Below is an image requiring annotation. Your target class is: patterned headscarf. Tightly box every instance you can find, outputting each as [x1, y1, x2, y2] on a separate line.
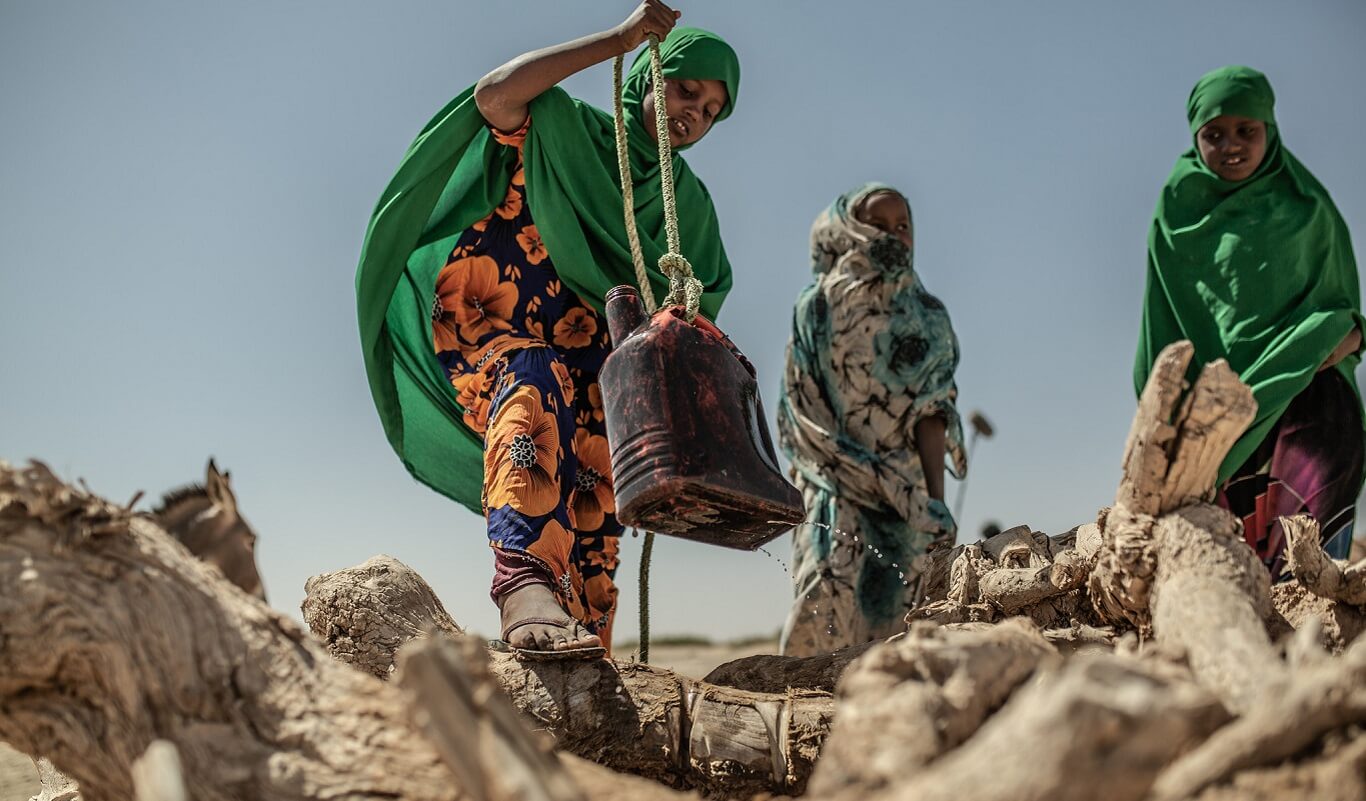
[779, 183, 966, 522]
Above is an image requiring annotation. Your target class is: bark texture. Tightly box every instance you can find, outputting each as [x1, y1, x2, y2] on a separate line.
[0, 461, 457, 801]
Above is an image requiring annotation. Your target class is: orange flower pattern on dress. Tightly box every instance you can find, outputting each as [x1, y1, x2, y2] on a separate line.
[495, 186, 523, 220]
[431, 117, 621, 646]
[454, 370, 494, 433]
[436, 254, 518, 344]
[484, 387, 561, 517]
[517, 225, 547, 265]
[587, 383, 605, 422]
[550, 359, 575, 406]
[553, 307, 597, 349]
[569, 430, 615, 532]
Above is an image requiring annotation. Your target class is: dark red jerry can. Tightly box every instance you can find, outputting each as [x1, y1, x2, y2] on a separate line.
[599, 285, 805, 550]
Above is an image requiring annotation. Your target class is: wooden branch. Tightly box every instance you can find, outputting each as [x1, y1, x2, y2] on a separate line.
[1148, 504, 1277, 716]
[1283, 515, 1366, 606]
[809, 619, 1057, 795]
[0, 461, 458, 801]
[1269, 582, 1366, 654]
[302, 555, 463, 679]
[1115, 341, 1192, 515]
[395, 635, 583, 801]
[858, 656, 1228, 801]
[32, 757, 80, 801]
[1150, 635, 1366, 800]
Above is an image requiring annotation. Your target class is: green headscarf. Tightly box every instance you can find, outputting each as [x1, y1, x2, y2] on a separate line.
[1135, 65, 1364, 483]
[356, 28, 740, 512]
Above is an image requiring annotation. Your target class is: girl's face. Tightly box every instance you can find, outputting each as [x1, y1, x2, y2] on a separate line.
[641, 78, 728, 148]
[1197, 115, 1268, 182]
[855, 191, 914, 249]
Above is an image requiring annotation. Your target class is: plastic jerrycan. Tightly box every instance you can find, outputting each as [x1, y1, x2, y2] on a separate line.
[598, 285, 805, 549]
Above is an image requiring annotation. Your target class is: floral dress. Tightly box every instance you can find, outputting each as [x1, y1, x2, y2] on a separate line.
[777, 185, 967, 657]
[431, 119, 621, 648]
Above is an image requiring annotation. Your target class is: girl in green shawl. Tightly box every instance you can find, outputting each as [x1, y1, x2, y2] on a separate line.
[1135, 66, 1364, 578]
[355, 1, 740, 657]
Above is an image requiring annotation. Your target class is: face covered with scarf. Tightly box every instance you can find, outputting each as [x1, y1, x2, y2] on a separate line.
[1134, 65, 1365, 483]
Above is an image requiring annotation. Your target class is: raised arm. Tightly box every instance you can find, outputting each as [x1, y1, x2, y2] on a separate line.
[473, 0, 681, 132]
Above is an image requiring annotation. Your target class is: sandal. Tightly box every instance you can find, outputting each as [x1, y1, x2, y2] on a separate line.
[500, 616, 607, 662]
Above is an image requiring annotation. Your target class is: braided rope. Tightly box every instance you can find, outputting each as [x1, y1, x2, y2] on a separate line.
[611, 36, 710, 664]
[612, 37, 704, 321]
[612, 52, 657, 314]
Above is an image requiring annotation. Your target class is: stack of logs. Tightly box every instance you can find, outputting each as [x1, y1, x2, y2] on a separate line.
[2, 342, 1365, 801]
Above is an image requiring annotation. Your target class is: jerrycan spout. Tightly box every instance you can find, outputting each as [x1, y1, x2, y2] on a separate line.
[605, 285, 647, 348]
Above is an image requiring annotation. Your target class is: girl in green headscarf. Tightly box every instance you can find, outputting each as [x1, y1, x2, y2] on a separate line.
[1135, 66, 1364, 578]
[355, 1, 740, 657]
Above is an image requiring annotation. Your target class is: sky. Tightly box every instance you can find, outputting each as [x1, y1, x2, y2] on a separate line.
[3, 1, 1365, 643]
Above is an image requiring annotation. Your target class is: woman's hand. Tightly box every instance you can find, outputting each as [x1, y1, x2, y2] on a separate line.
[475, 2, 679, 133]
[1320, 327, 1362, 371]
[613, 0, 681, 53]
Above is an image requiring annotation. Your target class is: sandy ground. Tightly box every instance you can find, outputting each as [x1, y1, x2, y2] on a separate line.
[0, 743, 36, 801]
[0, 638, 779, 800]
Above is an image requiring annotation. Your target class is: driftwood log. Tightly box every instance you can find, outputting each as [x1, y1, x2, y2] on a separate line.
[0, 461, 457, 801]
[301, 556, 832, 797]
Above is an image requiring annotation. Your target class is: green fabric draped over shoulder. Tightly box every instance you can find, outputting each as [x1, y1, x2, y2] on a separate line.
[1135, 65, 1364, 484]
[355, 28, 740, 512]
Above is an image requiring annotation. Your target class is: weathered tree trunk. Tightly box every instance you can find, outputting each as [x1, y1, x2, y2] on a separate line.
[858, 656, 1228, 801]
[808, 618, 1057, 795]
[0, 461, 457, 801]
[301, 556, 832, 797]
[302, 555, 463, 679]
[1087, 343, 1279, 715]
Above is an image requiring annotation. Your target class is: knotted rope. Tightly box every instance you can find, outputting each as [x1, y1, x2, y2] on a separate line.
[612, 37, 705, 320]
[610, 36, 703, 663]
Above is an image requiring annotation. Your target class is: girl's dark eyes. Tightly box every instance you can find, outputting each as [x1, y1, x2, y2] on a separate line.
[1237, 127, 1259, 138]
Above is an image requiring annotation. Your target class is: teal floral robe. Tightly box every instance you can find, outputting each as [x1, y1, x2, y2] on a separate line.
[777, 185, 966, 656]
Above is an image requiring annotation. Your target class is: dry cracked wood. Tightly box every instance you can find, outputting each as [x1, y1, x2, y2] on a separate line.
[1283, 514, 1366, 606]
[302, 554, 833, 797]
[1151, 634, 1366, 800]
[0, 461, 458, 801]
[394, 635, 584, 801]
[910, 523, 1103, 628]
[302, 555, 463, 679]
[858, 655, 1228, 801]
[809, 618, 1057, 795]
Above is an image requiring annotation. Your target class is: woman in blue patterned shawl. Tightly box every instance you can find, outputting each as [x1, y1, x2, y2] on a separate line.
[778, 183, 966, 656]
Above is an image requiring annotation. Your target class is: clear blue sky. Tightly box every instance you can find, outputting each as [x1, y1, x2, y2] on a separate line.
[4, 1, 1364, 641]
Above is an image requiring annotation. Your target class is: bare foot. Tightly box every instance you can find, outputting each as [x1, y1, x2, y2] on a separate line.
[498, 584, 602, 652]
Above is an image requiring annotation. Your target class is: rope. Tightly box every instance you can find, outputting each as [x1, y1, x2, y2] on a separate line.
[637, 528, 654, 664]
[611, 37, 704, 320]
[611, 37, 704, 663]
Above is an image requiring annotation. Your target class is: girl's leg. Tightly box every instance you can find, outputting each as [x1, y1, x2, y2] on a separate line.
[481, 347, 599, 651]
[1220, 370, 1364, 578]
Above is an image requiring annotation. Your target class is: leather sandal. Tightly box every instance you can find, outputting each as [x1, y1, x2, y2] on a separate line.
[500, 616, 607, 662]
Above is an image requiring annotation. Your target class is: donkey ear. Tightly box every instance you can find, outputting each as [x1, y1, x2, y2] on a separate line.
[205, 458, 236, 508]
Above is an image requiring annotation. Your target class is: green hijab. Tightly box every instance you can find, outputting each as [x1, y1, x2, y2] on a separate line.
[1135, 65, 1364, 483]
[356, 28, 740, 512]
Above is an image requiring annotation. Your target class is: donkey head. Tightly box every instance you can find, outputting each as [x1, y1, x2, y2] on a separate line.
[154, 459, 266, 601]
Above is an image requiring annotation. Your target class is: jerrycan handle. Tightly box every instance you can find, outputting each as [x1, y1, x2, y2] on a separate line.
[605, 285, 648, 348]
